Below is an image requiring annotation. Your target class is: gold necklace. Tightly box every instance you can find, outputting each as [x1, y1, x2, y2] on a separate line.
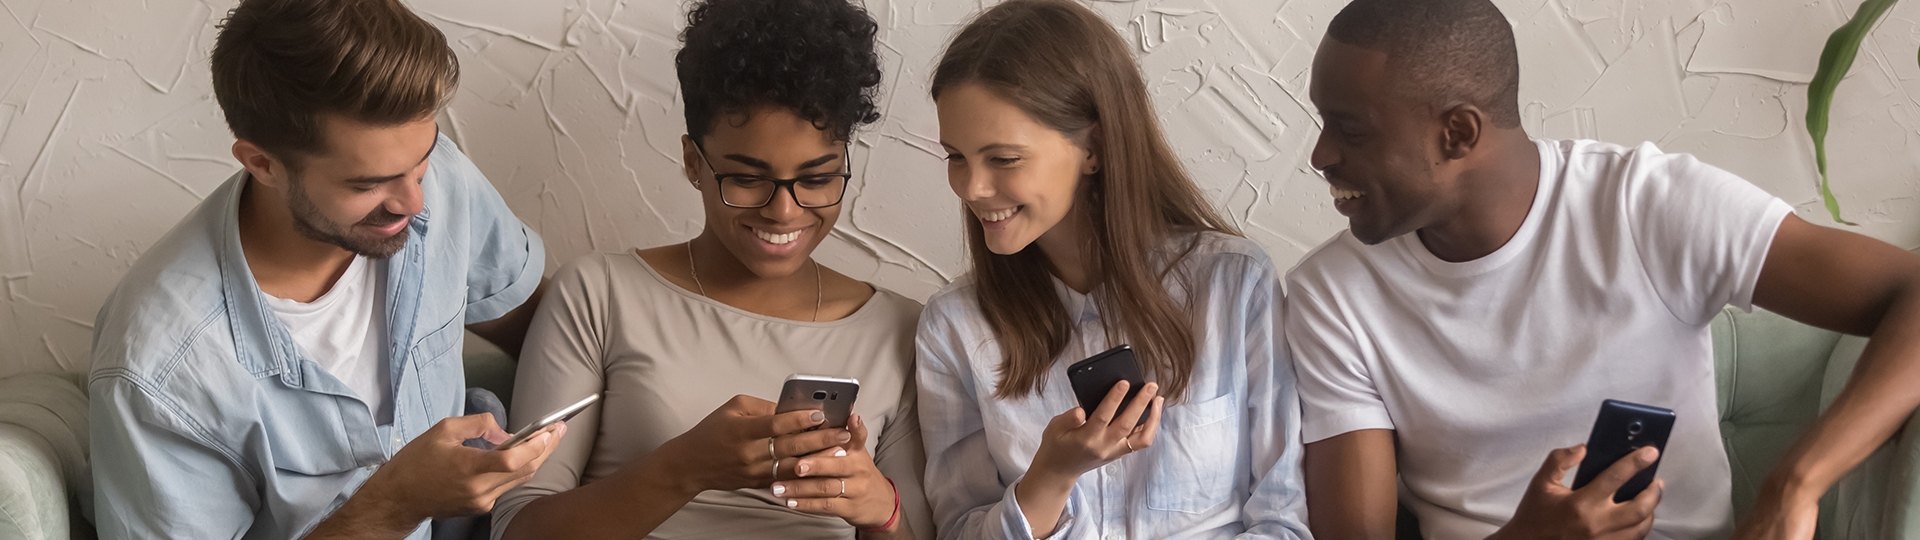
[686, 241, 820, 322]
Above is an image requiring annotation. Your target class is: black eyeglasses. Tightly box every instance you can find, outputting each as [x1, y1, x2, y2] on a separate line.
[693, 142, 852, 209]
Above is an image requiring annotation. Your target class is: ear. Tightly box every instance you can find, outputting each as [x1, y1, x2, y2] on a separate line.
[233, 139, 289, 189]
[1438, 103, 1484, 161]
[1079, 125, 1102, 175]
[681, 134, 705, 190]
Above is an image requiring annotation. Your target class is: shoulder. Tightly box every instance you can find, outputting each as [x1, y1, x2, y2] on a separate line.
[91, 181, 241, 384]
[1283, 230, 1373, 299]
[1178, 231, 1277, 274]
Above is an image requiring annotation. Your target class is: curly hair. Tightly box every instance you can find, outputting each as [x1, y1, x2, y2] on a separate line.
[676, 0, 882, 142]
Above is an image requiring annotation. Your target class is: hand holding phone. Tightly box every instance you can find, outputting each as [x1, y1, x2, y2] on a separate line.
[1066, 345, 1147, 423]
[776, 375, 860, 430]
[1571, 399, 1675, 503]
[496, 394, 599, 451]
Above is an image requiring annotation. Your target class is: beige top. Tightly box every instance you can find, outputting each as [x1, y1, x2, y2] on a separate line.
[491, 252, 932, 539]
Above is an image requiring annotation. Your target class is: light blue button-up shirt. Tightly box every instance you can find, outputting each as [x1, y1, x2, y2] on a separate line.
[915, 232, 1311, 540]
[88, 134, 544, 540]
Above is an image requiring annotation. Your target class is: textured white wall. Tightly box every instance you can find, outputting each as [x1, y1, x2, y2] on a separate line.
[3, 0, 1919, 378]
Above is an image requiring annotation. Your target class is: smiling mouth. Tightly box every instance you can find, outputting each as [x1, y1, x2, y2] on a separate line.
[978, 206, 1021, 223]
[1330, 185, 1366, 201]
[753, 228, 802, 245]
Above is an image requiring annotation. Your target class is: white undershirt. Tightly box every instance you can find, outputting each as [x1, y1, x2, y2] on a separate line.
[1287, 139, 1792, 539]
[264, 255, 393, 425]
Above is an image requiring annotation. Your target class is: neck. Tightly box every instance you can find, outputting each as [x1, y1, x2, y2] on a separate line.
[1034, 209, 1094, 294]
[238, 178, 357, 302]
[1414, 130, 1540, 263]
[687, 231, 817, 302]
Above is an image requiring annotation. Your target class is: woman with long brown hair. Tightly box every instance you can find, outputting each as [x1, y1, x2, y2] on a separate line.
[914, 1, 1310, 538]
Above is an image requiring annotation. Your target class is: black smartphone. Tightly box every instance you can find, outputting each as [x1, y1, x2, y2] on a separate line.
[1066, 345, 1146, 424]
[775, 374, 860, 430]
[1570, 399, 1676, 503]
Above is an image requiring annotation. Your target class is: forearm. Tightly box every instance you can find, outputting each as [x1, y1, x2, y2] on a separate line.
[1012, 470, 1075, 538]
[856, 514, 915, 540]
[1766, 285, 1920, 499]
[303, 483, 423, 540]
[497, 451, 698, 540]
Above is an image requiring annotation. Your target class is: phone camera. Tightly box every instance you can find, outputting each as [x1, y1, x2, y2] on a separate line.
[812, 390, 828, 400]
[1627, 420, 1644, 436]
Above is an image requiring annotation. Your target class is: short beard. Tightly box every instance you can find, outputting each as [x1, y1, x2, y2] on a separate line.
[286, 171, 410, 259]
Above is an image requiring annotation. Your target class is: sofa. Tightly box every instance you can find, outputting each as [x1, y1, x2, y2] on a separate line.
[3, 311, 1917, 538]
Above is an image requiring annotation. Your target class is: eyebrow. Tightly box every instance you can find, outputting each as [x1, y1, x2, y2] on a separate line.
[938, 142, 1029, 154]
[721, 152, 843, 171]
[346, 135, 438, 184]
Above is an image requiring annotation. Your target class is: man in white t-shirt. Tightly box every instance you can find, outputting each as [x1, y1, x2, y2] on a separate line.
[1286, 0, 1920, 539]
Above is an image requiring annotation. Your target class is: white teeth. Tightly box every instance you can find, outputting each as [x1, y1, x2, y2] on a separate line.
[1329, 185, 1365, 200]
[755, 229, 800, 245]
[980, 207, 1018, 222]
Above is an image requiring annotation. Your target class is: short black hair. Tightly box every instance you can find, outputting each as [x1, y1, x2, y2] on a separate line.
[675, 0, 882, 142]
[1327, 0, 1521, 128]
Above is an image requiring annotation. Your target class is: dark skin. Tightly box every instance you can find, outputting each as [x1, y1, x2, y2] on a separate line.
[499, 106, 911, 540]
[232, 114, 564, 540]
[1303, 37, 1920, 540]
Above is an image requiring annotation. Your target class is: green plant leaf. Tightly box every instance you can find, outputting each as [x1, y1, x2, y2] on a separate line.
[1806, 0, 1898, 226]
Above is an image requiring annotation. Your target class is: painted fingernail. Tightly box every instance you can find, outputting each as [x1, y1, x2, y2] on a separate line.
[787, 499, 799, 508]
[837, 431, 852, 443]
[772, 484, 786, 496]
[798, 462, 811, 476]
[811, 411, 825, 423]
[834, 448, 848, 457]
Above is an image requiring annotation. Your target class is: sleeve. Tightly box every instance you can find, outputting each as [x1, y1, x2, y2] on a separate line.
[1620, 142, 1793, 325]
[90, 374, 258, 539]
[873, 364, 935, 540]
[915, 304, 1075, 540]
[489, 257, 608, 536]
[1284, 274, 1393, 444]
[1237, 264, 1312, 540]
[440, 135, 546, 324]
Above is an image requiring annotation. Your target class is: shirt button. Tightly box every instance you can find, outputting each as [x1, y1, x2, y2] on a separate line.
[363, 464, 380, 473]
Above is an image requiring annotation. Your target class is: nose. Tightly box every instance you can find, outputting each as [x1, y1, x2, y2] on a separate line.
[951, 160, 994, 201]
[759, 183, 805, 222]
[385, 176, 425, 217]
[1309, 129, 1338, 178]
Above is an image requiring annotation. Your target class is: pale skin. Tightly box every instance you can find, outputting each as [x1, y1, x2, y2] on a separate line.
[936, 82, 1168, 537]
[1301, 37, 1920, 540]
[499, 106, 912, 539]
[232, 114, 565, 540]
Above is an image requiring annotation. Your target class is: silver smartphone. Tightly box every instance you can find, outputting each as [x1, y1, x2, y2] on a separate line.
[775, 374, 860, 430]
[496, 394, 599, 451]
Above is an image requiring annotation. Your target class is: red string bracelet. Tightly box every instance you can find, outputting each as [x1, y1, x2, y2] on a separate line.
[857, 477, 901, 534]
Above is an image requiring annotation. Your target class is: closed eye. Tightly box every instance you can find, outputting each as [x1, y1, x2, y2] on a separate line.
[988, 156, 1021, 166]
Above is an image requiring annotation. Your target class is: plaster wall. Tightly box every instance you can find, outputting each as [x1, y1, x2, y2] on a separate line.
[3, 0, 1919, 377]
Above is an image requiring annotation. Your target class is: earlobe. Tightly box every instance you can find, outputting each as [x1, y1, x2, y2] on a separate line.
[681, 134, 703, 190]
[1441, 104, 1484, 161]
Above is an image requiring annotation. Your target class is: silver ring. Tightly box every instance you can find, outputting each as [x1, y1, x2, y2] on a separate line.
[770, 439, 780, 479]
[837, 478, 847, 498]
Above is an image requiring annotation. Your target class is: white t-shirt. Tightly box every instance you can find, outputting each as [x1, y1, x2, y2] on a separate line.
[264, 255, 393, 425]
[1285, 139, 1792, 540]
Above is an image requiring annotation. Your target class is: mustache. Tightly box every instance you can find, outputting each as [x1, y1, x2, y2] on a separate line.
[358, 210, 408, 227]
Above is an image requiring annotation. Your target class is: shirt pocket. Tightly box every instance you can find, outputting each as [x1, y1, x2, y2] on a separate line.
[262, 393, 374, 476]
[412, 312, 465, 368]
[1145, 389, 1242, 514]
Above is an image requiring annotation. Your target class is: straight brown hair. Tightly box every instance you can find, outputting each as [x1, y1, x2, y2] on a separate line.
[212, 0, 458, 161]
[931, 0, 1241, 403]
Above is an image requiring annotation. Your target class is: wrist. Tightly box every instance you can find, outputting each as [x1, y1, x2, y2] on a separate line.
[1759, 468, 1827, 508]
[629, 448, 704, 500]
[855, 477, 902, 532]
[349, 469, 430, 533]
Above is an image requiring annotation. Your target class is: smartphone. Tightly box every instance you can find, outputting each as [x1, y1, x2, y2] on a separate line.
[1570, 399, 1676, 503]
[776, 375, 860, 430]
[496, 394, 599, 451]
[1066, 344, 1146, 423]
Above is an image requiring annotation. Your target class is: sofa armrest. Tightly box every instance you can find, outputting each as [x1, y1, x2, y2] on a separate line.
[1816, 335, 1920, 538]
[0, 423, 69, 540]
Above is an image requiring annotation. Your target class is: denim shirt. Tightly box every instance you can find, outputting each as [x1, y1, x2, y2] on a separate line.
[88, 134, 544, 540]
[915, 232, 1312, 540]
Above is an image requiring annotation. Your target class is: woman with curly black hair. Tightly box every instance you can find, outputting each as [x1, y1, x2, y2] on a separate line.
[489, 0, 929, 538]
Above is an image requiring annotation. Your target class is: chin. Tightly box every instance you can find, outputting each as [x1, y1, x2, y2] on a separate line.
[983, 235, 1032, 256]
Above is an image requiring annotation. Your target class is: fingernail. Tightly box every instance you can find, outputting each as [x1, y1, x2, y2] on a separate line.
[834, 448, 848, 457]
[837, 431, 852, 443]
[798, 462, 811, 476]
[786, 499, 799, 508]
[772, 484, 786, 496]
[810, 411, 825, 423]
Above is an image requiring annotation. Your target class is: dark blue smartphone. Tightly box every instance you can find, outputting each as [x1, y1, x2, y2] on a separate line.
[1066, 344, 1146, 425]
[1570, 399, 1676, 503]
